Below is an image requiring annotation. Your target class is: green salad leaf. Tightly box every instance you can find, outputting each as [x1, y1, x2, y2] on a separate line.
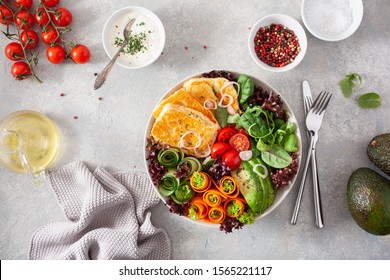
[340, 73, 362, 98]
[274, 121, 298, 152]
[237, 209, 255, 224]
[237, 74, 254, 110]
[261, 144, 292, 168]
[358, 92, 381, 108]
[215, 105, 228, 128]
[188, 207, 199, 220]
[283, 134, 299, 153]
[228, 105, 297, 167]
[228, 106, 274, 141]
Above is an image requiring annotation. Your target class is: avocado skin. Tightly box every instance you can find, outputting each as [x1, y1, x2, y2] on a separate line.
[347, 168, 390, 236]
[367, 133, 390, 176]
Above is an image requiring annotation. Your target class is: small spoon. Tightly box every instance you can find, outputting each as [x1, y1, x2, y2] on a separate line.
[94, 18, 136, 90]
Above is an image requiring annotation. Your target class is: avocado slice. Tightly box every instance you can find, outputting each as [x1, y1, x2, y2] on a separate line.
[347, 167, 390, 235]
[367, 133, 390, 176]
[231, 157, 275, 214]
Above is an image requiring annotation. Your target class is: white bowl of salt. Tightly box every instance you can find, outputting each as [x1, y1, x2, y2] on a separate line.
[301, 0, 363, 41]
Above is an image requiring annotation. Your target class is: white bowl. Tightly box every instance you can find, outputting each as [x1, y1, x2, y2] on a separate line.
[102, 6, 165, 69]
[301, 0, 363, 41]
[143, 70, 302, 228]
[248, 14, 308, 73]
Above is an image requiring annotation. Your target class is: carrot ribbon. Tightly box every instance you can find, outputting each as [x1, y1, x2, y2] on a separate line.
[216, 176, 240, 198]
[190, 194, 209, 220]
[223, 197, 246, 218]
[203, 189, 225, 207]
[190, 171, 211, 193]
[208, 206, 226, 223]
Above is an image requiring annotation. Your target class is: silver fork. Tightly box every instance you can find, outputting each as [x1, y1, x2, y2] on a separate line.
[304, 89, 323, 229]
[291, 91, 332, 226]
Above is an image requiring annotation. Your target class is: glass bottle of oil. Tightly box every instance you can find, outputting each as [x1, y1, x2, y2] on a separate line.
[0, 110, 60, 178]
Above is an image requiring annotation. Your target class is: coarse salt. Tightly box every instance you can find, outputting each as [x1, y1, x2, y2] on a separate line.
[304, 0, 354, 38]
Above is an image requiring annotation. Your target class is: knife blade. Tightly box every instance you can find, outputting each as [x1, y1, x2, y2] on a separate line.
[302, 80, 324, 228]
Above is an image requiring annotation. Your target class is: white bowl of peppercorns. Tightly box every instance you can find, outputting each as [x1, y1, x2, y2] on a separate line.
[248, 14, 307, 72]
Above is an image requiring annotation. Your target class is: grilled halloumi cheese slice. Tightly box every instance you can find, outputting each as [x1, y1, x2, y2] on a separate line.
[184, 82, 218, 107]
[183, 77, 240, 112]
[152, 88, 217, 124]
[151, 103, 219, 157]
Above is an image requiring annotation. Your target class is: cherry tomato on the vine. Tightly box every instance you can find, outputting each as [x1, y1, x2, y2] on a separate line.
[222, 149, 241, 170]
[34, 7, 50, 27]
[14, 0, 33, 9]
[15, 10, 35, 30]
[20, 30, 39, 49]
[69, 44, 90, 64]
[41, 25, 60, 45]
[42, 0, 60, 7]
[0, 5, 14, 25]
[51, 7, 72, 27]
[5, 42, 25, 61]
[11, 61, 31, 80]
[46, 45, 66, 64]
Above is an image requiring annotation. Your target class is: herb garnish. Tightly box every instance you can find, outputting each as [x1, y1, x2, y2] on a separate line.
[358, 93, 381, 108]
[114, 25, 152, 55]
[340, 73, 362, 98]
[339, 73, 381, 109]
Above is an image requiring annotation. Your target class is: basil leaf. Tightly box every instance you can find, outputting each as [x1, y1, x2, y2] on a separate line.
[340, 73, 362, 98]
[215, 106, 228, 127]
[261, 144, 292, 168]
[358, 92, 381, 108]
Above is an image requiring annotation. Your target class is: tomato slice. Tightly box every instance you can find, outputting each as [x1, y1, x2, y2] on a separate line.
[229, 133, 250, 152]
[222, 149, 241, 170]
[217, 127, 237, 142]
[211, 142, 231, 159]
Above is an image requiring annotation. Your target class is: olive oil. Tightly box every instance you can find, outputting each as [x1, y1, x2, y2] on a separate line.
[0, 111, 60, 174]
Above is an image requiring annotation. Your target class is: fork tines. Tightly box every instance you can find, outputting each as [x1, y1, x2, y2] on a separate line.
[311, 91, 332, 114]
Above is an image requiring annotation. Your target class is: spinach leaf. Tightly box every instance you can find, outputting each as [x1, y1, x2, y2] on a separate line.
[239, 107, 272, 138]
[358, 92, 381, 108]
[275, 121, 296, 146]
[250, 138, 262, 157]
[228, 106, 274, 139]
[283, 134, 298, 152]
[256, 138, 269, 151]
[274, 118, 285, 131]
[227, 113, 241, 127]
[261, 144, 292, 168]
[339, 73, 362, 98]
[237, 74, 254, 109]
[215, 106, 228, 127]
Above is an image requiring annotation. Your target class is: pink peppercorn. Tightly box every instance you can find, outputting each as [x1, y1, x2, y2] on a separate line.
[253, 23, 301, 67]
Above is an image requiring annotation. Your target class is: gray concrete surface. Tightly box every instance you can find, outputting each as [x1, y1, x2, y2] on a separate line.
[1, 0, 389, 260]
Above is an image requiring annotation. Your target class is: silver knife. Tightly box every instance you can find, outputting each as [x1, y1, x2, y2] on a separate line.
[302, 80, 324, 228]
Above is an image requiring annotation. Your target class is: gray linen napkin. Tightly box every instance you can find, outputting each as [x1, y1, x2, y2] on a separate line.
[29, 161, 171, 260]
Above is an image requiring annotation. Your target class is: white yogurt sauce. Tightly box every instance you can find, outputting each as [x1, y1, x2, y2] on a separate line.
[106, 10, 162, 68]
